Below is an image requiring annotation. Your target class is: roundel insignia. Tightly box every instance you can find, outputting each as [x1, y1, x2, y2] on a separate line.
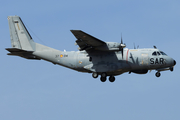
[60, 54, 63, 58]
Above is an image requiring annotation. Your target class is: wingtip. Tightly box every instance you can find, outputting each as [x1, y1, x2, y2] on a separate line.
[70, 30, 82, 32]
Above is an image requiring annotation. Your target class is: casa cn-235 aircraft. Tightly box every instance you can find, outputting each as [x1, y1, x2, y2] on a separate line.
[6, 16, 176, 82]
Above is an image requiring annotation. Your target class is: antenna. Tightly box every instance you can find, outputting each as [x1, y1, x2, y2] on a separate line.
[134, 43, 139, 49]
[137, 45, 139, 49]
[153, 46, 157, 49]
[134, 43, 136, 49]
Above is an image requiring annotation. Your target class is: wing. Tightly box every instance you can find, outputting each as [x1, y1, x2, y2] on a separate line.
[70, 30, 106, 51]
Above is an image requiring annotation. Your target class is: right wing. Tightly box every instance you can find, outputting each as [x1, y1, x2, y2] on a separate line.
[71, 30, 106, 51]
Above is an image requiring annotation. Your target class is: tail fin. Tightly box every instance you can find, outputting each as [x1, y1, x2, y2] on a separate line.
[6, 16, 40, 60]
[7, 16, 35, 51]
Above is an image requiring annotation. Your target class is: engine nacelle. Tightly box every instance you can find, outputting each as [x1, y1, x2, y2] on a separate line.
[95, 42, 125, 51]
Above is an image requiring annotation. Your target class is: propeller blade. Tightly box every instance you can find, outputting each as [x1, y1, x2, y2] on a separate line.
[120, 33, 126, 59]
[121, 34, 123, 58]
[121, 49, 123, 59]
[121, 35, 123, 44]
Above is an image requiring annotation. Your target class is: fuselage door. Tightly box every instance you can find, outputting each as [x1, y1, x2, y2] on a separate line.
[141, 53, 149, 66]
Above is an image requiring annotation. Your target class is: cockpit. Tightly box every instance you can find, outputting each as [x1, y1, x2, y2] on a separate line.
[152, 51, 167, 56]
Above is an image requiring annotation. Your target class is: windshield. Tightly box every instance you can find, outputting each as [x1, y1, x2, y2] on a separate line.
[152, 51, 167, 56]
[160, 51, 167, 55]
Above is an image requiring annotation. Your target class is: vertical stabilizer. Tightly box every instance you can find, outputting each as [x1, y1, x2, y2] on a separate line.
[8, 16, 35, 51]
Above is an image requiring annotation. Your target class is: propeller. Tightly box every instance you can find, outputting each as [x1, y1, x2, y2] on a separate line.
[120, 35, 126, 59]
[153, 46, 157, 49]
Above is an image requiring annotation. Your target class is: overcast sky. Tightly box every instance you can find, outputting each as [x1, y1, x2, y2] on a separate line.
[1, 0, 180, 120]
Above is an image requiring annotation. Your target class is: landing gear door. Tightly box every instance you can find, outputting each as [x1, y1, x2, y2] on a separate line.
[141, 53, 149, 65]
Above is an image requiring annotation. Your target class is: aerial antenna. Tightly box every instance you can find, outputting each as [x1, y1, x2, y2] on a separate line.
[134, 43, 136, 49]
[153, 46, 157, 49]
[24, 21, 47, 46]
[137, 45, 139, 49]
[134, 43, 139, 49]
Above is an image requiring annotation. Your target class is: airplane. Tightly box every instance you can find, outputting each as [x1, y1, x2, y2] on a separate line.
[6, 16, 176, 82]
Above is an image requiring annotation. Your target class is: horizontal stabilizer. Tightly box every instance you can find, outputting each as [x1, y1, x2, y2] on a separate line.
[6, 48, 40, 60]
[6, 48, 33, 53]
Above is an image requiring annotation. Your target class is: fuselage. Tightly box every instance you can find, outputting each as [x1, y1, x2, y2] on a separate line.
[33, 47, 175, 76]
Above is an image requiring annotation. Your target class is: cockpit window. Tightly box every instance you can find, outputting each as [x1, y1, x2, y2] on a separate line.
[157, 51, 161, 55]
[160, 51, 167, 55]
[152, 51, 167, 56]
[152, 52, 157, 56]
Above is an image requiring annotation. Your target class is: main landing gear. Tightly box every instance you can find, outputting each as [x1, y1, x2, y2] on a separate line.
[92, 72, 98, 78]
[92, 72, 116, 82]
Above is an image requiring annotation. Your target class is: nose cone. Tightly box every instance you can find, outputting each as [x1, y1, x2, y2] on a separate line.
[174, 60, 176, 66]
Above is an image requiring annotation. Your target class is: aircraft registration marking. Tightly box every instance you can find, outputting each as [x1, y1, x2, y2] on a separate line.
[60, 54, 68, 58]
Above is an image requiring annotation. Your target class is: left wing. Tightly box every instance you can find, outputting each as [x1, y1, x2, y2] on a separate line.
[70, 30, 106, 51]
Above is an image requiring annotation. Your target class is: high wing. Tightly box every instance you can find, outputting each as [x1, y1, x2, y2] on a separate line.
[70, 30, 106, 51]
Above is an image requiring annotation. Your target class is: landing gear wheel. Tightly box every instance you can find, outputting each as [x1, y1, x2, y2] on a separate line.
[155, 72, 161, 77]
[100, 77, 106, 82]
[92, 72, 98, 78]
[101, 72, 107, 78]
[109, 76, 115, 82]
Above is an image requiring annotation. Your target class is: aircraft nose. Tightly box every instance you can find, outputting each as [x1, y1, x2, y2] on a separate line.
[174, 60, 176, 66]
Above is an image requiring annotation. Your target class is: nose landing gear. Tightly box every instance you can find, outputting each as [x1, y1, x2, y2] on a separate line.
[155, 72, 161, 77]
[170, 67, 174, 72]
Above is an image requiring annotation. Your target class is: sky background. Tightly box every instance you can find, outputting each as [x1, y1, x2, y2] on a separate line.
[1, 0, 180, 120]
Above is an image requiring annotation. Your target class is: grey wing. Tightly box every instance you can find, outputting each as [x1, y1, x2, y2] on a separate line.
[70, 30, 106, 51]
